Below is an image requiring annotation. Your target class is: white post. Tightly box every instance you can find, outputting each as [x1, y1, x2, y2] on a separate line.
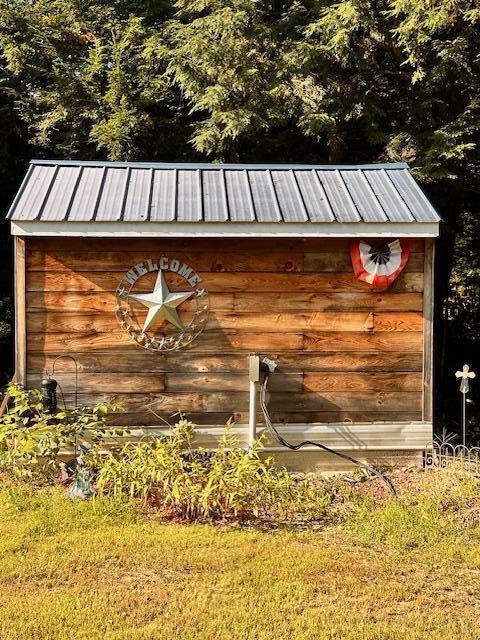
[248, 380, 257, 449]
[248, 354, 260, 449]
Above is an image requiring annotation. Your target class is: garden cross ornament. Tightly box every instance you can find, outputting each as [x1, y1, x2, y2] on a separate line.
[455, 364, 476, 394]
[455, 364, 476, 447]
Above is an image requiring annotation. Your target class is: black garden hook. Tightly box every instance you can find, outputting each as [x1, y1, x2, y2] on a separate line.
[51, 354, 79, 409]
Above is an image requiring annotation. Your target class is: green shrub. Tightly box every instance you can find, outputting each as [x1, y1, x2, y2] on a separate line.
[92, 419, 330, 522]
[0, 383, 124, 480]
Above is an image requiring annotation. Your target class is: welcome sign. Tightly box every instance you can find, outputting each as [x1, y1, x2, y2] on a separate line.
[115, 257, 209, 352]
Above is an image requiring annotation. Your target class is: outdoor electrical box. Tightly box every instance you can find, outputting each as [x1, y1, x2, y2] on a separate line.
[262, 357, 277, 374]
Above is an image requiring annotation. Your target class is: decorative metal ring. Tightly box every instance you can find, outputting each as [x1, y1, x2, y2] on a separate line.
[115, 257, 209, 353]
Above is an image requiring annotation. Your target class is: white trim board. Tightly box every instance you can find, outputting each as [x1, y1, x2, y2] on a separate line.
[11, 220, 440, 238]
[99, 421, 433, 451]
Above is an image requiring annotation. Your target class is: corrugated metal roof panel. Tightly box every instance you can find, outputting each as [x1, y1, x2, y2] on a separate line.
[150, 169, 176, 221]
[202, 170, 228, 222]
[69, 166, 105, 221]
[177, 169, 202, 221]
[248, 170, 282, 222]
[363, 169, 414, 222]
[294, 170, 334, 222]
[386, 169, 440, 222]
[317, 170, 360, 222]
[340, 170, 387, 223]
[271, 170, 308, 222]
[7, 160, 441, 225]
[41, 165, 81, 221]
[123, 168, 152, 222]
[95, 168, 129, 221]
[225, 170, 255, 221]
[13, 164, 56, 220]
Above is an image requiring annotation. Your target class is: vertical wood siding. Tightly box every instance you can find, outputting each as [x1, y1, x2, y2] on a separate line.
[24, 237, 426, 428]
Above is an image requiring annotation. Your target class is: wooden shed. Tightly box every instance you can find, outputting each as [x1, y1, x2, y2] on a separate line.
[7, 160, 440, 470]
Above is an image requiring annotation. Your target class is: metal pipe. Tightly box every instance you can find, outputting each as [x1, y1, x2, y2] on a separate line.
[247, 354, 260, 449]
[248, 380, 257, 449]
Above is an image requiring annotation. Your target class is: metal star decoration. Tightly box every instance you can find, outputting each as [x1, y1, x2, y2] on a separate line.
[128, 270, 194, 332]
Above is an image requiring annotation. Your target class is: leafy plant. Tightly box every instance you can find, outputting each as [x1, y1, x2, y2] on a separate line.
[0, 383, 124, 480]
[92, 419, 330, 522]
[434, 427, 458, 448]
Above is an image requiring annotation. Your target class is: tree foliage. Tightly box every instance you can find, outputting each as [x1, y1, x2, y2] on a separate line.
[1, 0, 478, 169]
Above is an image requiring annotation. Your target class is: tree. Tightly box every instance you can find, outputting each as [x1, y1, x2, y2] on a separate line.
[1, 0, 478, 173]
[0, 0, 187, 161]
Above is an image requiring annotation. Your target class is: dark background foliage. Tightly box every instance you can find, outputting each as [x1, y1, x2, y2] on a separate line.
[1, 0, 479, 440]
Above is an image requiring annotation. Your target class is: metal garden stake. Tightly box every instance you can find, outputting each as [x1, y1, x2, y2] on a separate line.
[455, 364, 476, 447]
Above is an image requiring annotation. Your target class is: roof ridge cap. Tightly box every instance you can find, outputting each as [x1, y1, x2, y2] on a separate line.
[28, 159, 410, 171]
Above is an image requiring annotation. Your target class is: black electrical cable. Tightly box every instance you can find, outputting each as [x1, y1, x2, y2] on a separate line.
[259, 373, 397, 497]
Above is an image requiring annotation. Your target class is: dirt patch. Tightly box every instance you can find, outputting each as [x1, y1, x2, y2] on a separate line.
[347, 468, 433, 502]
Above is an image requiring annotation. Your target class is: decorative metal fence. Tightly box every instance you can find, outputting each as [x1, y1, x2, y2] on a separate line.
[424, 442, 480, 473]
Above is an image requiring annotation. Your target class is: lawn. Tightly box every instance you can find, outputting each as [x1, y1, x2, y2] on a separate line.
[0, 472, 480, 640]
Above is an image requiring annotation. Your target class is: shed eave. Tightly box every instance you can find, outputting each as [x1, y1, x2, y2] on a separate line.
[10, 220, 440, 238]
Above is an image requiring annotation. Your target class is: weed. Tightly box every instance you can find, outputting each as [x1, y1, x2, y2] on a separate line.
[92, 419, 330, 522]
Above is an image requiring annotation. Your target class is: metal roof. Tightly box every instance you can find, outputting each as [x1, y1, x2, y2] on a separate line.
[7, 159, 440, 224]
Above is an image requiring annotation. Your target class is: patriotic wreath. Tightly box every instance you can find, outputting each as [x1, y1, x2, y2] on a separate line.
[350, 238, 410, 289]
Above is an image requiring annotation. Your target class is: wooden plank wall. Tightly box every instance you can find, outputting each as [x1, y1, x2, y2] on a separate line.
[24, 237, 426, 429]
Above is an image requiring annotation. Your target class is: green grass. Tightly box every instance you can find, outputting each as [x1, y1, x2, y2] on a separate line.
[1, 471, 480, 639]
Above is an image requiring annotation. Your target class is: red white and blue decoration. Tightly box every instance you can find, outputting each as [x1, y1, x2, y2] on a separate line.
[350, 239, 410, 289]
